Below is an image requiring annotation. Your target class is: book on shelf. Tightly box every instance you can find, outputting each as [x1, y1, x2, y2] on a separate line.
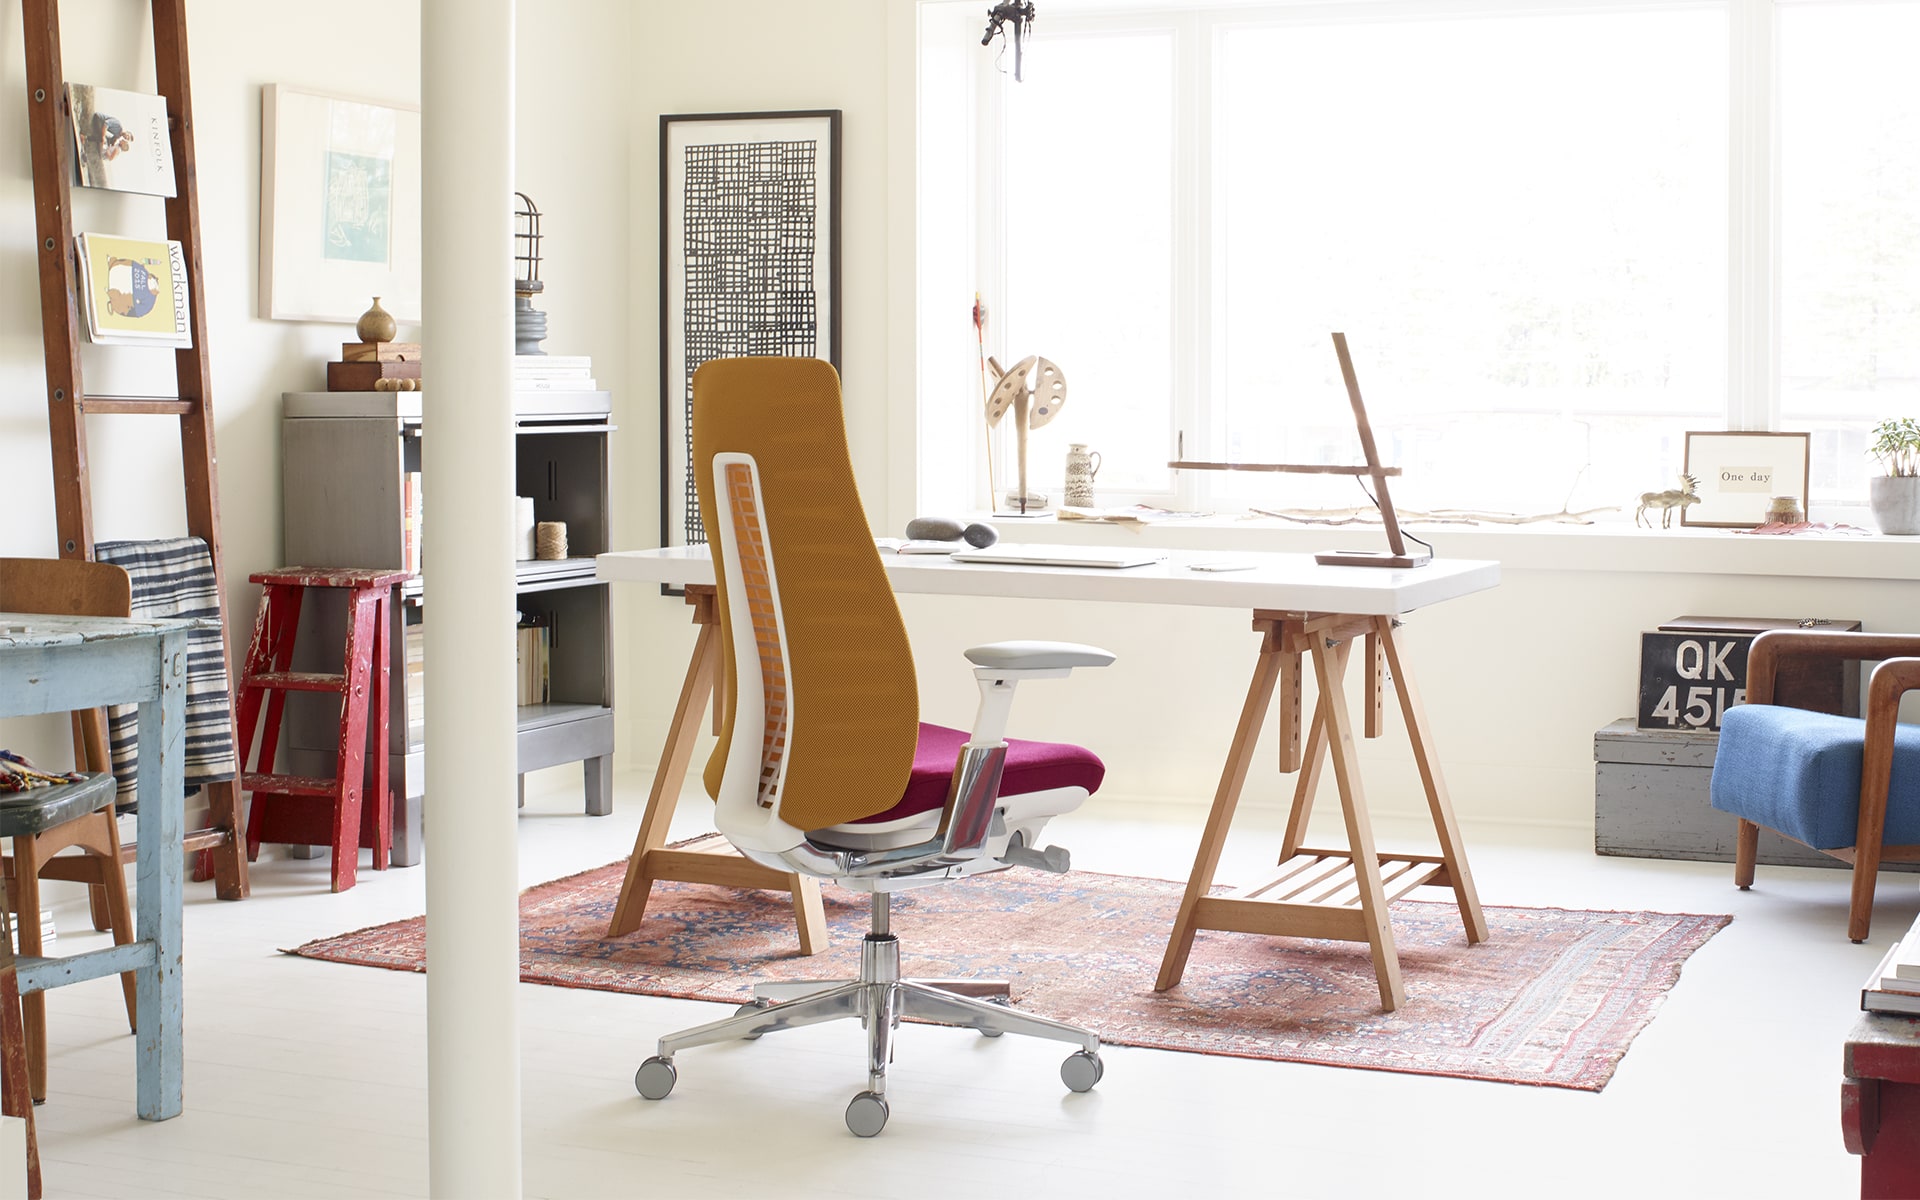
[9, 908, 57, 954]
[514, 356, 595, 390]
[1862, 941, 1920, 1015]
[75, 233, 191, 348]
[65, 83, 176, 197]
[404, 620, 425, 747]
[514, 376, 598, 391]
[1890, 928, 1920, 982]
[515, 355, 590, 371]
[515, 614, 551, 706]
[402, 472, 423, 575]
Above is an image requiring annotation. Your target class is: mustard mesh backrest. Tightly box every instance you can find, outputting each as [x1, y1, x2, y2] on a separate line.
[694, 357, 920, 832]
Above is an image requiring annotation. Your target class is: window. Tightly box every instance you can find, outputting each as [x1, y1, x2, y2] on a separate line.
[1780, 1, 1920, 506]
[934, 0, 1913, 522]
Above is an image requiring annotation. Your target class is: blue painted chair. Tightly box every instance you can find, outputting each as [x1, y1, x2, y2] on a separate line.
[1710, 630, 1920, 942]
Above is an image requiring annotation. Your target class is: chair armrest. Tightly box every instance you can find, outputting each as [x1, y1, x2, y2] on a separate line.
[1867, 658, 1920, 728]
[1748, 631, 1920, 705]
[964, 641, 1116, 671]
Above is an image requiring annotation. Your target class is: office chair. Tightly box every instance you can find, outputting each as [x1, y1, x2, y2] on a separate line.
[632, 357, 1113, 1136]
[1710, 629, 1920, 941]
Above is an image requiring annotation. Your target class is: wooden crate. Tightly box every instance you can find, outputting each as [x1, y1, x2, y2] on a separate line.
[1593, 718, 1917, 871]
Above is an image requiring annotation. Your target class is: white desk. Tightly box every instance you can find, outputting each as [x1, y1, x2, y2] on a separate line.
[598, 545, 1499, 1010]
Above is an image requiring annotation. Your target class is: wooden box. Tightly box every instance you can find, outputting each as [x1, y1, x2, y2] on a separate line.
[1636, 615, 1862, 733]
[1593, 718, 1917, 871]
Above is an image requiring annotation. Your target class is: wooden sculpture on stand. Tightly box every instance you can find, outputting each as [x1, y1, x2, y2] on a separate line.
[986, 354, 1068, 517]
[1171, 332, 1430, 568]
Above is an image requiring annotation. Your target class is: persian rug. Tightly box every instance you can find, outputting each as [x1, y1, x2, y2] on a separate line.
[289, 861, 1729, 1091]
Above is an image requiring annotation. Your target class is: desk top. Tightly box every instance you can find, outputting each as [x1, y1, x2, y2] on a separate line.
[0, 613, 192, 649]
[598, 545, 1499, 615]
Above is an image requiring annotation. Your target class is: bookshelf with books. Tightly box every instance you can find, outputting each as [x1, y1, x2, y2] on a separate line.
[280, 387, 615, 865]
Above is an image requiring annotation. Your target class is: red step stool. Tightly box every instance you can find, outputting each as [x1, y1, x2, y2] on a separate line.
[237, 568, 408, 892]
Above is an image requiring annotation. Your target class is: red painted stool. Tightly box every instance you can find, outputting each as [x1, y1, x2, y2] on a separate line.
[237, 568, 408, 892]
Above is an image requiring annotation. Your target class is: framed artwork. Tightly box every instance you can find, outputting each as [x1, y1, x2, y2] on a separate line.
[260, 84, 422, 324]
[660, 110, 841, 559]
[1681, 431, 1812, 528]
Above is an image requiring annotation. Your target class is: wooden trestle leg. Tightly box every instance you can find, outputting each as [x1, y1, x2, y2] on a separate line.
[605, 586, 826, 954]
[1155, 610, 1485, 1012]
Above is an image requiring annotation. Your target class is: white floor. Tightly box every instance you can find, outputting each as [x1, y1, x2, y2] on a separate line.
[28, 768, 1905, 1199]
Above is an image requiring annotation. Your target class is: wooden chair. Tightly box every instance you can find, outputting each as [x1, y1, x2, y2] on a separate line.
[1710, 629, 1920, 942]
[0, 559, 140, 1102]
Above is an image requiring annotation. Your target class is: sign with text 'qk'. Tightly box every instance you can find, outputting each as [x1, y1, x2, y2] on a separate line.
[1637, 632, 1752, 732]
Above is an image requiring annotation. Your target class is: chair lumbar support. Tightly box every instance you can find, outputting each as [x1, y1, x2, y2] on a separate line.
[633, 892, 1104, 1136]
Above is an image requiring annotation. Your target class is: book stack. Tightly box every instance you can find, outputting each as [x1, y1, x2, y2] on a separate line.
[329, 340, 422, 392]
[402, 472, 423, 575]
[9, 908, 57, 955]
[514, 355, 595, 392]
[1863, 920, 1920, 1015]
[404, 621, 425, 748]
[515, 613, 551, 706]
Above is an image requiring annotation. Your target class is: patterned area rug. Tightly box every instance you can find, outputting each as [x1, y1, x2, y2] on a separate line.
[289, 861, 1729, 1091]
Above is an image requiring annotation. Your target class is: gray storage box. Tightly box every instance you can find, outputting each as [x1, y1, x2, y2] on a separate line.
[1593, 718, 1917, 871]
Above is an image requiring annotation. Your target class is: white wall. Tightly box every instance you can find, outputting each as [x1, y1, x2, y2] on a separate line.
[615, 0, 1920, 839]
[0, 1, 633, 767]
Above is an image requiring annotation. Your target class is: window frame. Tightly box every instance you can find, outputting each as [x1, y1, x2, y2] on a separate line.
[936, 0, 1885, 524]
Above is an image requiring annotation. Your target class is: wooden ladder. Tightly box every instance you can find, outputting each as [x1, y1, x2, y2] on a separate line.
[20, 0, 249, 900]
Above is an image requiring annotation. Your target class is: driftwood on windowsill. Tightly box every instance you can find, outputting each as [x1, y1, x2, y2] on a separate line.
[1247, 503, 1621, 527]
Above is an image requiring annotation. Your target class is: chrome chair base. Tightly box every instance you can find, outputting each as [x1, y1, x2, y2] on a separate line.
[634, 895, 1104, 1136]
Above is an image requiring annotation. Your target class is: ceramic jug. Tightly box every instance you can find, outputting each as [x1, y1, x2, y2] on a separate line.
[1063, 443, 1102, 507]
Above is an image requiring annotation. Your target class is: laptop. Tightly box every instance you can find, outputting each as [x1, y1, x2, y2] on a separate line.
[948, 543, 1166, 570]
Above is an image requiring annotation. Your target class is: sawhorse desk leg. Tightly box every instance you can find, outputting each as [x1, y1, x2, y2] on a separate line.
[1156, 611, 1484, 1011]
[604, 586, 826, 954]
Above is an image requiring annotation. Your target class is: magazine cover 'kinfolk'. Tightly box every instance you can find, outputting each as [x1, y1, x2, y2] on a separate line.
[66, 83, 176, 197]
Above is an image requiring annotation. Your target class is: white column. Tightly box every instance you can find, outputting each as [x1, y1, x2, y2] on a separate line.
[421, 0, 523, 1194]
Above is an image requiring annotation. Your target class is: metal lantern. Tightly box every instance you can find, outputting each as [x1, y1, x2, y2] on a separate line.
[513, 191, 547, 354]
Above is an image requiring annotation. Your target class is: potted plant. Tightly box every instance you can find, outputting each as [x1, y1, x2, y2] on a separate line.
[1869, 415, 1920, 535]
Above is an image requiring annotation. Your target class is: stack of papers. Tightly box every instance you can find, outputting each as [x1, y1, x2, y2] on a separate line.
[1863, 920, 1920, 1015]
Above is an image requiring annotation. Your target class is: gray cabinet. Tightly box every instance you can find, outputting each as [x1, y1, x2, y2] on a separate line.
[282, 390, 615, 866]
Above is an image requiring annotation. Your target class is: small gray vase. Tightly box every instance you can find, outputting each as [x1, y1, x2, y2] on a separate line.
[1869, 474, 1920, 535]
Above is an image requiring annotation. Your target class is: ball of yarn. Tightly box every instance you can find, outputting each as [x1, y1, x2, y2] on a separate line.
[961, 521, 999, 548]
[905, 516, 966, 541]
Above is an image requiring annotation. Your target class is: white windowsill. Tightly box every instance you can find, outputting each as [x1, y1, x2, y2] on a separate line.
[956, 510, 1920, 581]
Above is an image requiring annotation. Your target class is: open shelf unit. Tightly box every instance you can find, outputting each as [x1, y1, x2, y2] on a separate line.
[281, 389, 616, 866]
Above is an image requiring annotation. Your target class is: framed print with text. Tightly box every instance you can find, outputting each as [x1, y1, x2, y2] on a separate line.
[1681, 431, 1811, 528]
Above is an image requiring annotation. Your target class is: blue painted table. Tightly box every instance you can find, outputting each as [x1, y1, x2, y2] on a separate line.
[0, 613, 187, 1121]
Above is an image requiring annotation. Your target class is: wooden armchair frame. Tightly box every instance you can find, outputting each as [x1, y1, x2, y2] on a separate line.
[1738, 630, 1920, 942]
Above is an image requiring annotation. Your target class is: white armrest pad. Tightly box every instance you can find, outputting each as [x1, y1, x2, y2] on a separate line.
[964, 640, 1116, 670]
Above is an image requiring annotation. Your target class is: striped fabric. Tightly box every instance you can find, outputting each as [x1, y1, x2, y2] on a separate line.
[95, 537, 238, 805]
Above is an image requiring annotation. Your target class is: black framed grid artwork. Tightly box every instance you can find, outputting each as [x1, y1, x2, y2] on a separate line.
[659, 109, 842, 565]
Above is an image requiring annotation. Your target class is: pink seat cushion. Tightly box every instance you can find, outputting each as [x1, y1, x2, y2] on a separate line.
[847, 722, 1106, 826]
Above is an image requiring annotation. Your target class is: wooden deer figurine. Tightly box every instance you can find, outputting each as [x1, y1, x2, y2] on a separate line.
[1636, 474, 1700, 529]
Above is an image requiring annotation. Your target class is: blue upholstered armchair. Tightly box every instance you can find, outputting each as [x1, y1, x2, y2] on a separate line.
[1710, 630, 1920, 942]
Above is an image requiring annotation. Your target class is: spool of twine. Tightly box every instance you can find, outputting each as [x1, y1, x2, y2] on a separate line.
[535, 521, 569, 560]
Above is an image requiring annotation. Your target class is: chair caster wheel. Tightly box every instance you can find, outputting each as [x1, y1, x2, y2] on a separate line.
[1061, 1049, 1103, 1093]
[979, 1029, 1004, 1038]
[635, 1056, 676, 1100]
[736, 1001, 769, 1039]
[845, 1090, 889, 1137]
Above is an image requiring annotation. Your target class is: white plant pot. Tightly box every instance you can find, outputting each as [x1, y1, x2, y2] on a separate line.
[1869, 474, 1920, 535]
